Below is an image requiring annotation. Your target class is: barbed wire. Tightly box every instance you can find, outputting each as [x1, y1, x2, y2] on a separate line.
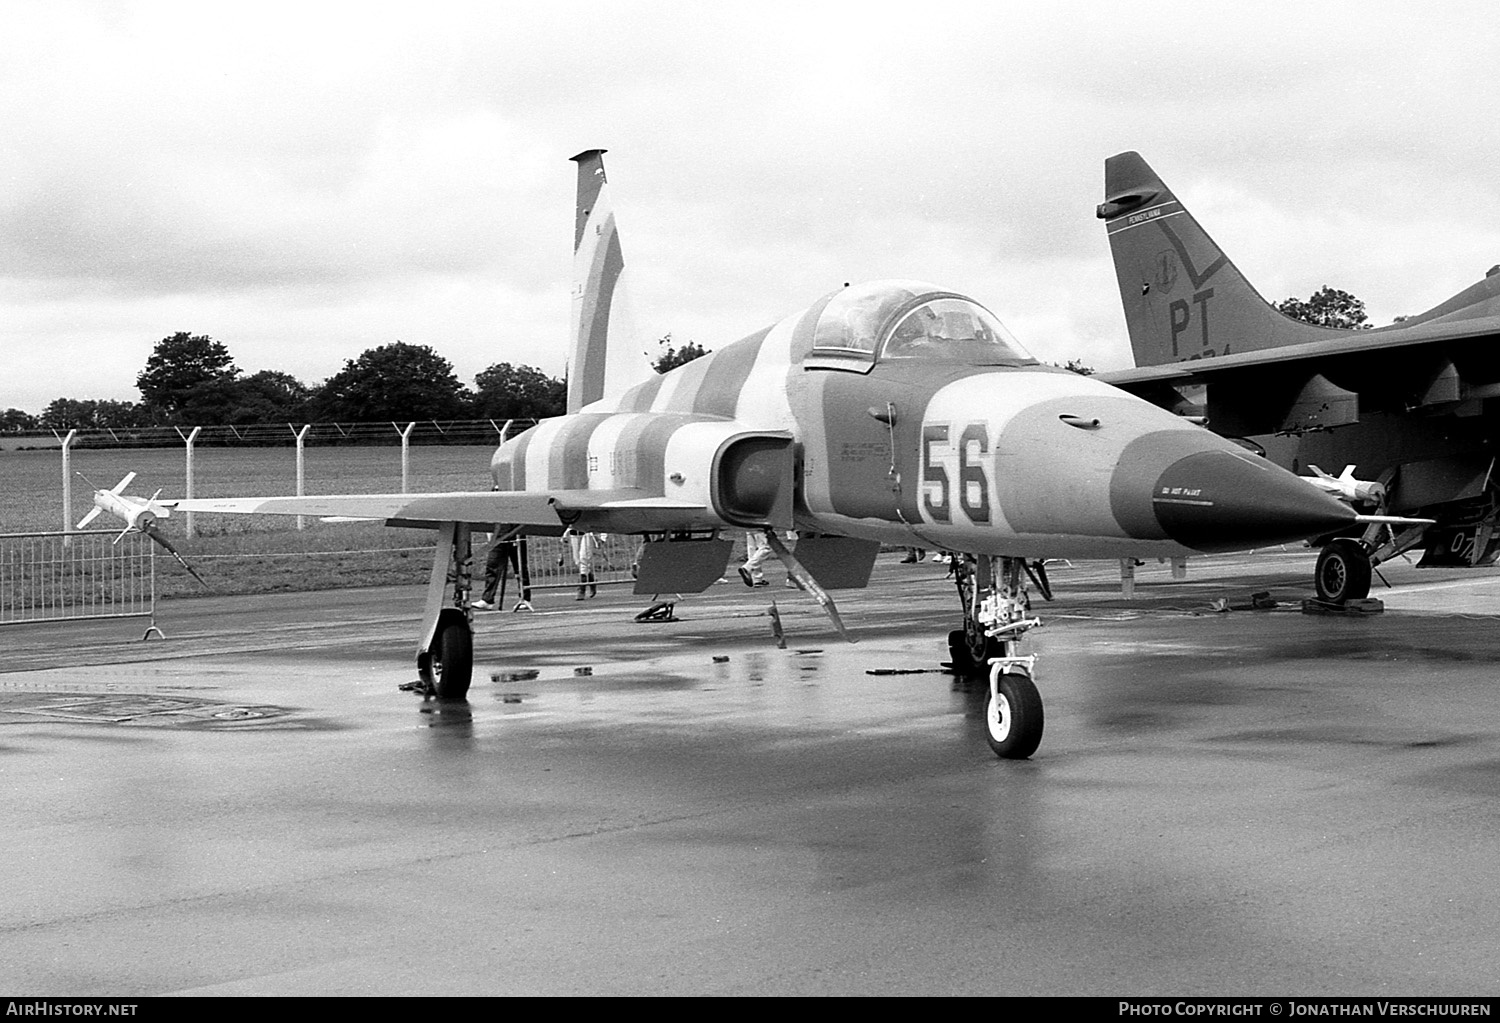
[178, 546, 438, 559]
[4, 418, 541, 450]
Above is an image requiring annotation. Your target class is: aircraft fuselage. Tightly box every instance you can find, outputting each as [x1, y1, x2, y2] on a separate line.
[494, 280, 1356, 561]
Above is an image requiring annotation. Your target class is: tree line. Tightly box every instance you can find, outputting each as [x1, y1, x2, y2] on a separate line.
[4, 287, 1373, 433]
[4, 332, 711, 432]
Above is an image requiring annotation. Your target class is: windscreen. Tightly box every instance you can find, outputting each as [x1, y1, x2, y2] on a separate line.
[881, 298, 1034, 365]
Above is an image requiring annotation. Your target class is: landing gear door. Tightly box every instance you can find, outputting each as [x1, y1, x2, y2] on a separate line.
[788, 536, 880, 590]
[633, 538, 735, 595]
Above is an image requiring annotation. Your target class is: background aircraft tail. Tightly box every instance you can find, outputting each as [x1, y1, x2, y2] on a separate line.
[1097, 151, 1342, 367]
[567, 149, 653, 413]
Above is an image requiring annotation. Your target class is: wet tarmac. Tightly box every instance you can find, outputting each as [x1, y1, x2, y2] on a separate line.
[3, 550, 1500, 995]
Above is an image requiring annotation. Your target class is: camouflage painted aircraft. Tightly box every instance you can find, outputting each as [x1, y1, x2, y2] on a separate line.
[1097, 152, 1500, 606]
[131, 150, 1370, 759]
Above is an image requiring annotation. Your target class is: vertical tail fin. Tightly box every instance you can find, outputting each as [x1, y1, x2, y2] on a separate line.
[567, 149, 652, 413]
[1097, 152, 1339, 367]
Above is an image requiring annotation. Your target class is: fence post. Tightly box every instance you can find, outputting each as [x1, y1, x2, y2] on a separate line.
[396, 421, 416, 493]
[292, 423, 311, 530]
[59, 429, 78, 544]
[177, 425, 202, 538]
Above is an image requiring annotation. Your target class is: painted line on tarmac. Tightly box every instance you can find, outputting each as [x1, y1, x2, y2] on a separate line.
[1384, 575, 1500, 596]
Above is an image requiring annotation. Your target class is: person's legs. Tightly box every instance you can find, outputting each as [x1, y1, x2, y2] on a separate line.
[513, 537, 533, 609]
[741, 531, 771, 585]
[472, 542, 506, 607]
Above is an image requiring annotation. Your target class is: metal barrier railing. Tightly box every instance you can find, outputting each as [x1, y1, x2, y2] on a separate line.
[475, 533, 644, 600]
[0, 530, 161, 637]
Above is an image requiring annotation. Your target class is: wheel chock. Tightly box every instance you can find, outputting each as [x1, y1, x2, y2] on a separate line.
[634, 601, 678, 623]
[1301, 597, 1384, 616]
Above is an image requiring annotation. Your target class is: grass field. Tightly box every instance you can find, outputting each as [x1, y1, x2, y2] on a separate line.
[0, 443, 498, 534]
[1, 445, 499, 597]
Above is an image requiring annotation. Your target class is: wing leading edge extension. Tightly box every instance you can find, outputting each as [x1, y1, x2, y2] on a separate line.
[165, 489, 707, 534]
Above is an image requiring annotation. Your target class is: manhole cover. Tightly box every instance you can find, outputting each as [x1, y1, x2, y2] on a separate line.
[0, 692, 294, 729]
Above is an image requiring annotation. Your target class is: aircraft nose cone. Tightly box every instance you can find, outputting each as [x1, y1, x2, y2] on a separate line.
[1151, 450, 1356, 552]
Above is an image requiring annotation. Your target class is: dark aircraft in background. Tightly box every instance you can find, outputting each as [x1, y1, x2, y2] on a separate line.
[101, 150, 1369, 759]
[1097, 151, 1500, 603]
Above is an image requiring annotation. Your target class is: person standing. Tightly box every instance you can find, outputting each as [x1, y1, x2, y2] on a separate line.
[738, 530, 772, 586]
[471, 525, 532, 611]
[567, 528, 602, 600]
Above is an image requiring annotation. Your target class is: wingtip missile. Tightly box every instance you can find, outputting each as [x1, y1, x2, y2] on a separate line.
[74, 474, 205, 585]
[77, 473, 173, 534]
[1303, 464, 1385, 506]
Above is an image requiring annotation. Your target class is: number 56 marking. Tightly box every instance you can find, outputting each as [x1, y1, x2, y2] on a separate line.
[922, 422, 990, 525]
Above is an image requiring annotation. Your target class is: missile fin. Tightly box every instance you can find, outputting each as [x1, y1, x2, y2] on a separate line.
[142, 523, 209, 589]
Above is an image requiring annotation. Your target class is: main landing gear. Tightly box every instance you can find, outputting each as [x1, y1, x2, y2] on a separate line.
[1314, 538, 1373, 604]
[416, 522, 476, 700]
[950, 554, 1045, 759]
[1313, 504, 1432, 605]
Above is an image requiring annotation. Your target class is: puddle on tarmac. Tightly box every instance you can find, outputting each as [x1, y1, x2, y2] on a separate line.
[0, 690, 324, 730]
[418, 700, 474, 729]
[480, 645, 843, 693]
[475, 642, 974, 711]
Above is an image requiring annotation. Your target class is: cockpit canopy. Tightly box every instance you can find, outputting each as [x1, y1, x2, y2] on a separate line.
[808, 279, 1035, 371]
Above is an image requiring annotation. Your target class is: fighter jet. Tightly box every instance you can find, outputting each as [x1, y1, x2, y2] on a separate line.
[128, 150, 1365, 759]
[1097, 151, 1500, 604]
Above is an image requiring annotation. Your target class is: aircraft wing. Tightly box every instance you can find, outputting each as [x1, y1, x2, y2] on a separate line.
[1101, 310, 1500, 387]
[165, 488, 707, 532]
[1097, 312, 1500, 438]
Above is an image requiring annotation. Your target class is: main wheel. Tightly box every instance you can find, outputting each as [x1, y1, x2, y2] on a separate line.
[949, 556, 1000, 676]
[986, 672, 1044, 759]
[948, 628, 1000, 677]
[1315, 538, 1372, 604]
[430, 618, 473, 699]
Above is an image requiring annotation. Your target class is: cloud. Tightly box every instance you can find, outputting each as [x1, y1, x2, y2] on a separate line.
[2, 0, 1498, 412]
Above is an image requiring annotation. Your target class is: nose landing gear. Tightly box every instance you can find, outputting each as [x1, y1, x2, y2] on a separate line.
[951, 554, 1045, 759]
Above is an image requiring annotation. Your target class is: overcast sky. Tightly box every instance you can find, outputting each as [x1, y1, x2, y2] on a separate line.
[3, 0, 1498, 415]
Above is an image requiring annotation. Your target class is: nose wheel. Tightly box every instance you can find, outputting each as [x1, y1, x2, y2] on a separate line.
[986, 669, 1044, 760]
